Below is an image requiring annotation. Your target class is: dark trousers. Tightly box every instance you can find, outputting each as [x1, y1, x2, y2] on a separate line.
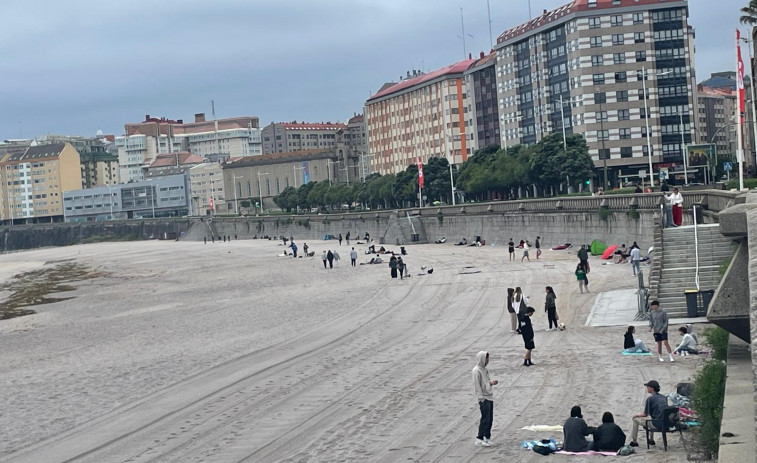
[323, 260, 327, 268]
[547, 307, 558, 329]
[477, 400, 493, 440]
[351, 258, 356, 267]
[328, 258, 333, 268]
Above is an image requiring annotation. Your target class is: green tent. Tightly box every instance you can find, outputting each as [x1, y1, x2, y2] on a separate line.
[590, 239, 608, 256]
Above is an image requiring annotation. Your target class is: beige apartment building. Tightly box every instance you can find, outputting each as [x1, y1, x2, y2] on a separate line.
[0, 142, 82, 224]
[262, 121, 347, 155]
[494, 0, 697, 186]
[365, 61, 476, 175]
[189, 162, 227, 216]
[80, 145, 120, 188]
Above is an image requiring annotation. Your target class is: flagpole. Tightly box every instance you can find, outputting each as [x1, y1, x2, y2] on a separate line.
[737, 29, 745, 190]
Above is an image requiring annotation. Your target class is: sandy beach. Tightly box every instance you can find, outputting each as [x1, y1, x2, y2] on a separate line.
[0, 239, 705, 462]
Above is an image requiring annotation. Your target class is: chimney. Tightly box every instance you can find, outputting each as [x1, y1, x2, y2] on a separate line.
[468, 53, 472, 59]
[480, 51, 485, 59]
[406, 71, 411, 78]
[543, 9, 547, 15]
[177, 119, 183, 124]
[195, 113, 206, 123]
[145, 114, 151, 121]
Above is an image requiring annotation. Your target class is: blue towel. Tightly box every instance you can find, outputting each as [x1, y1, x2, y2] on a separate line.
[622, 351, 653, 356]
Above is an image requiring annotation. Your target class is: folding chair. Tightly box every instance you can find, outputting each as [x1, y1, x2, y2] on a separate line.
[646, 406, 683, 451]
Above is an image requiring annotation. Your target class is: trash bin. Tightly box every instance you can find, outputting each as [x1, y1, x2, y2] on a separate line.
[684, 289, 699, 318]
[700, 289, 715, 314]
[693, 205, 704, 224]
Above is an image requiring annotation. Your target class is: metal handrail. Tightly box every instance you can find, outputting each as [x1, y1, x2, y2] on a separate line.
[692, 204, 700, 291]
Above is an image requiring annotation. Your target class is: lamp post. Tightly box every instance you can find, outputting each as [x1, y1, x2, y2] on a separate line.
[233, 175, 244, 215]
[741, 35, 757, 176]
[256, 171, 269, 213]
[641, 67, 673, 187]
[679, 112, 689, 185]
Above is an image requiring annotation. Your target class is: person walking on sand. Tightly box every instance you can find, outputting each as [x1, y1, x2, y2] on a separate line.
[389, 254, 398, 278]
[472, 351, 498, 447]
[346, 231, 351, 246]
[327, 250, 335, 269]
[507, 288, 517, 333]
[520, 307, 536, 366]
[290, 241, 298, 258]
[332, 250, 341, 266]
[397, 256, 405, 280]
[508, 238, 515, 261]
[321, 250, 328, 269]
[544, 286, 558, 331]
[577, 245, 590, 273]
[630, 245, 641, 276]
[629, 380, 668, 447]
[521, 240, 531, 262]
[575, 263, 589, 293]
[535, 236, 542, 259]
[350, 247, 357, 267]
[512, 287, 529, 330]
[648, 300, 673, 362]
[338, 233, 343, 246]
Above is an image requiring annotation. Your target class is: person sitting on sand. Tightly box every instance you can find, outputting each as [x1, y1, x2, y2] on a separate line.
[623, 326, 650, 353]
[673, 326, 698, 355]
[563, 406, 595, 452]
[593, 412, 626, 451]
[455, 237, 468, 246]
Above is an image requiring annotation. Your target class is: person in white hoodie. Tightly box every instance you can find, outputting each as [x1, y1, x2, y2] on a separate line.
[472, 351, 498, 447]
[673, 326, 699, 355]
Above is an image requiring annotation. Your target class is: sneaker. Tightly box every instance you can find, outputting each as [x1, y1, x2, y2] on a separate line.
[669, 354, 675, 362]
[659, 357, 665, 362]
[475, 438, 484, 446]
[475, 438, 491, 447]
[546, 328, 552, 332]
[484, 438, 495, 446]
[648, 440, 656, 446]
[629, 441, 639, 447]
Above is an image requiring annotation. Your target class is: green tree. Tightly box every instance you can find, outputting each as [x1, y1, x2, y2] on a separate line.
[273, 186, 298, 212]
[740, 0, 757, 25]
[307, 181, 330, 210]
[529, 133, 593, 194]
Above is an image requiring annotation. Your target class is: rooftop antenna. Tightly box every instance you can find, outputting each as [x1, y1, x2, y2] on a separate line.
[528, 0, 532, 19]
[458, 8, 473, 59]
[487, 0, 493, 50]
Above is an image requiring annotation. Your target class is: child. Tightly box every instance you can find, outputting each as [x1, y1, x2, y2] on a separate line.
[520, 307, 536, 366]
[673, 326, 699, 355]
[623, 326, 650, 353]
[575, 263, 589, 293]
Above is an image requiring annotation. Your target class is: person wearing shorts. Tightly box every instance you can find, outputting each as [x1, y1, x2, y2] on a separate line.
[648, 300, 673, 362]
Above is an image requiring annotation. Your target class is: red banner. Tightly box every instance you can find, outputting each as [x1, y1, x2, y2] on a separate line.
[418, 158, 424, 189]
[209, 196, 214, 211]
[737, 29, 746, 123]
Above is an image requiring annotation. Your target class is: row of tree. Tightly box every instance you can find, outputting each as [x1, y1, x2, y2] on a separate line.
[272, 133, 594, 212]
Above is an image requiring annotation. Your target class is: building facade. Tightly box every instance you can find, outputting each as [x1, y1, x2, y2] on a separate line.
[365, 61, 476, 175]
[0, 143, 81, 224]
[116, 114, 261, 183]
[63, 175, 190, 222]
[494, 0, 696, 186]
[189, 163, 227, 216]
[80, 145, 120, 188]
[261, 121, 349, 155]
[466, 52, 500, 150]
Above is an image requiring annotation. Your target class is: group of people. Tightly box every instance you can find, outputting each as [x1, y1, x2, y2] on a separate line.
[575, 245, 591, 293]
[623, 301, 699, 359]
[507, 237, 541, 262]
[662, 185, 684, 228]
[505, 286, 562, 368]
[388, 254, 407, 279]
[613, 242, 644, 276]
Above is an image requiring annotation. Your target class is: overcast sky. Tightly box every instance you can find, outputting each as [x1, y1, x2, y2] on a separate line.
[0, 0, 749, 140]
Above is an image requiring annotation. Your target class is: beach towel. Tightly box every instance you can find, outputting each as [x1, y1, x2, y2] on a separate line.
[556, 450, 618, 456]
[622, 351, 653, 356]
[522, 438, 557, 451]
[522, 425, 564, 432]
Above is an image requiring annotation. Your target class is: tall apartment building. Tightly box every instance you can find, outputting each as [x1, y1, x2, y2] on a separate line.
[494, 0, 696, 186]
[80, 145, 120, 188]
[261, 118, 366, 155]
[116, 114, 262, 183]
[0, 143, 82, 224]
[365, 60, 476, 175]
[189, 163, 227, 216]
[466, 52, 501, 150]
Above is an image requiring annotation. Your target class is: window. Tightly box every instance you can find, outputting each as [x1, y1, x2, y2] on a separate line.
[590, 36, 602, 48]
[592, 55, 604, 66]
[615, 71, 627, 83]
[595, 92, 607, 103]
[618, 109, 630, 120]
[621, 147, 633, 158]
[634, 32, 645, 43]
[589, 17, 601, 28]
[635, 51, 647, 62]
[597, 130, 610, 141]
[598, 148, 611, 160]
[633, 12, 644, 24]
[612, 34, 624, 45]
[613, 53, 626, 64]
[617, 90, 628, 102]
[596, 111, 608, 122]
[611, 15, 622, 27]
[643, 145, 651, 155]
[620, 128, 632, 139]
[593, 73, 605, 85]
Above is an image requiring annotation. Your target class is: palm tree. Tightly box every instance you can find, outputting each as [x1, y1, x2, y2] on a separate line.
[741, 0, 757, 25]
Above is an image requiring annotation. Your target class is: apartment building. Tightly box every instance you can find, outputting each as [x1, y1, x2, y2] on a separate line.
[116, 114, 262, 183]
[189, 163, 227, 216]
[0, 143, 82, 224]
[466, 52, 500, 150]
[494, 0, 696, 186]
[80, 145, 120, 188]
[365, 60, 476, 175]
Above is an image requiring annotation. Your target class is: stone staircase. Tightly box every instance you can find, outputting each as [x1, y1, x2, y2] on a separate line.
[657, 224, 737, 318]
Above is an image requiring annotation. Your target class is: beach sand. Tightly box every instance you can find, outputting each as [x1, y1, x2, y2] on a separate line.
[0, 239, 704, 462]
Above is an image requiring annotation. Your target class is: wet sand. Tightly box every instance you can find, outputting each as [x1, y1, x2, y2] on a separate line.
[0, 239, 704, 462]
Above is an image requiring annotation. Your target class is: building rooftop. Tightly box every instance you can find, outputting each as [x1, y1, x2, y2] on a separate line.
[272, 122, 347, 131]
[224, 149, 333, 168]
[148, 152, 205, 168]
[348, 114, 364, 124]
[4, 143, 67, 162]
[699, 76, 737, 91]
[698, 85, 736, 98]
[367, 59, 476, 102]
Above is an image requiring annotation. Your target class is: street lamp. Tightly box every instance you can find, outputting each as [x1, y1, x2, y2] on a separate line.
[641, 67, 673, 187]
[256, 172, 269, 213]
[233, 175, 244, 215]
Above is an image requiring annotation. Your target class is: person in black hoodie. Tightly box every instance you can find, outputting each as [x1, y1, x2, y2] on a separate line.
[593, 412, 626, 451]
[544, 286, 558, 331]
[327, 250, 334, 269]
[520, 307, 536, 366]
[563, 405, 595, 452]
[623, 326, 650, 353]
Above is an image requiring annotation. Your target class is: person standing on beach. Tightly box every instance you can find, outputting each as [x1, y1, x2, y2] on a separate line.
[472, 351, 498, 446]
[303, 243, 309, 256]
[575, 263, 589, 293]
[648, 300, 673, 362]
[321, 250, 328, 268]
[338, 233, 343, 246]
[396, 256, 405, 280]
[346, 231, 351, 246]
[630, 245, 641, 276]
[507, 288, 517, 333]
[577, 245, 590, 273]
[508, 238, 515, 261]
[389, 254, 398, 278]
[544, 286, 558, 331]
[520, 307, 536, 366]
[512, 287, 529, 330]
[290, 241, 298, 258]
[327, 250, 335, 269]
[521, 241, 531, 262]
[350, 247, 358, 267]
[535, 236, 542, 259]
